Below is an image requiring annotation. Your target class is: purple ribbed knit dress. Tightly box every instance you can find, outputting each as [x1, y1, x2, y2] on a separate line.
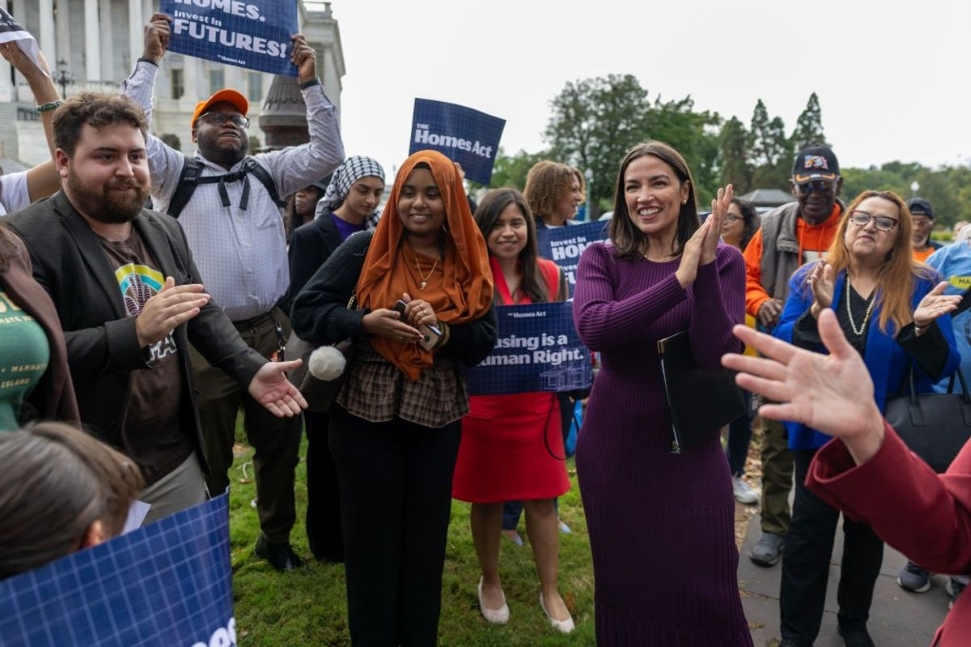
[573, 241, 752, 646]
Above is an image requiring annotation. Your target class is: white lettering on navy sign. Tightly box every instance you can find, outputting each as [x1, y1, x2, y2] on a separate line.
[413, 123, 494, 159]
[171, 19, 288, 58]
[174, 0, 260, 18]
[191, 617, 237, 647]
[549, 236, 593, 261]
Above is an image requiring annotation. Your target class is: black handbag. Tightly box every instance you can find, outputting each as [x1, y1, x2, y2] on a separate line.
[657, 330, 746, 453]
[884, 367, 971, 473]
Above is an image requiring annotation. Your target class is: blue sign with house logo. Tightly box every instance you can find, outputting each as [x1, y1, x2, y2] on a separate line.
[409, 99, 505, 185]
[466, 302, 591, 396]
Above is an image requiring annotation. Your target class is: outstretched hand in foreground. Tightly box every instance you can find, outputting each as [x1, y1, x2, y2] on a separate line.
[721, 308, 886, 465]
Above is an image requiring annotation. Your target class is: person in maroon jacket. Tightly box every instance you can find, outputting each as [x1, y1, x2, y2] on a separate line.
[723, 307, 971, 647]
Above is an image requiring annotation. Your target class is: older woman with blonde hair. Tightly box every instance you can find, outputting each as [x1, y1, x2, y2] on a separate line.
[773, 189, 961, 646]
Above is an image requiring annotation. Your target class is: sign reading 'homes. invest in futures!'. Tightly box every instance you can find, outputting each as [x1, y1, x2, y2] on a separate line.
[160, 0, 299, 76]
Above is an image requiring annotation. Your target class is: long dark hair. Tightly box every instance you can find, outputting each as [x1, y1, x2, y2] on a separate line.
[608, 141, 700, 260]
[475, 188, 549, 303]
[731, 197, 760, 251]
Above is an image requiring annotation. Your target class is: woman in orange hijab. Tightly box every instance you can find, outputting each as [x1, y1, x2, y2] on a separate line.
[291, 150, 496, 645]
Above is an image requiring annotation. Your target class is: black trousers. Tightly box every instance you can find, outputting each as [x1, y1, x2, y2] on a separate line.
[780, 449, 884, 645]
[191, 309, 302, 543]
[304, 410, 343, 562]
[329, 404, 461, 647]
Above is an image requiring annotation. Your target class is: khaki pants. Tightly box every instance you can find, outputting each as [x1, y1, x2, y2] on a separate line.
[759, 415, 793, 536]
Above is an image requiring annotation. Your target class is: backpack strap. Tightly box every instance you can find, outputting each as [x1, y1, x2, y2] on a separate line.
[166, 159, 201, 219]
[242, 158, 286, 210]
[165, 157, 286, 218]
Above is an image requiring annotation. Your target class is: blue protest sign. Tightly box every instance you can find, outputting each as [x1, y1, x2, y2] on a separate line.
[535, 220, 610, 298]
[0, 494, 235, 647]
[466, 302, 592, 396]
[160, 0, 298, 76]
[410, 99, 505, 185]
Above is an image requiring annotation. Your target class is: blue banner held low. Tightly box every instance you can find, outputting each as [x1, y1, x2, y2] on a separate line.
[409, 99, 505, 185]
[0, 494, 235, 647]
[160, 0, 298, 76]
[467, 302, 592, 396]
[535, 220, 610, 299]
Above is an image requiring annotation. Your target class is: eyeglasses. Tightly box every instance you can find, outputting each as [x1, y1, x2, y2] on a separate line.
[848, 210, 898, 232]
[796, 180, 836, 195]
[912, 216, 933, 227]
[724, 215, 742, 223]
[197, 112, 250, 129]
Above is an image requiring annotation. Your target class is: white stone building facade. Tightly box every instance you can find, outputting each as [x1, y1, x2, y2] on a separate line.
[0, 0, 344, 165]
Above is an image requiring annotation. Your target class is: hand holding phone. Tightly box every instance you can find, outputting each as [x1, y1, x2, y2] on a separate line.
[394, 300, 440, 350]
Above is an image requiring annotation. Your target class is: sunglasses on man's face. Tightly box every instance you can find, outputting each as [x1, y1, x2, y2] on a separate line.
[796, 180, 836, 195]
[197, 112, 250, 129]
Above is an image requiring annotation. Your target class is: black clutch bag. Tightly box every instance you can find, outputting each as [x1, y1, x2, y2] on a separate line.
[658, 330, 746, 454]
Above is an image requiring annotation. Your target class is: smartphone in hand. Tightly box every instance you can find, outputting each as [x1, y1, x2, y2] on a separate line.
[393, 300, 441, 350]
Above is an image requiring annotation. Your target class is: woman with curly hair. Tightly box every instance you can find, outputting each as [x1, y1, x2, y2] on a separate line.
[523, 160, 585, 228]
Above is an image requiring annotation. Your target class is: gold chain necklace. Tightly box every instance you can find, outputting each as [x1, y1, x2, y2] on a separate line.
[845, 278, 876, 336]
[414, 252, 439, 290]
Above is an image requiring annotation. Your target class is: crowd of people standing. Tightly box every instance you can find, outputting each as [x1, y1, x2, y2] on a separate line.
[3, 11, 971, 647]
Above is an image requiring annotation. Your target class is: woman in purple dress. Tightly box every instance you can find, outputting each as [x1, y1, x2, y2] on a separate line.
[572, 141, 751, 645]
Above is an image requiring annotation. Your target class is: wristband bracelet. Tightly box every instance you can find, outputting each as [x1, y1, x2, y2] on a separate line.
[36, 100, 63, 113]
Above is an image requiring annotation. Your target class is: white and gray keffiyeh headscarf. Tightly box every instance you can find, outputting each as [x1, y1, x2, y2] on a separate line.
[314, 155, 386, 230]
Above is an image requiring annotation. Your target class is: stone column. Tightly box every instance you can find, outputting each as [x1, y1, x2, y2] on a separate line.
[38, 0, 56, 62]
[83, 0, 101, 81]
[129, 0, 144, 71]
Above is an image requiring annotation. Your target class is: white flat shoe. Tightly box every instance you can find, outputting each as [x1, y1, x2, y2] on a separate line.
[477, 577, 509, 624]
[539, 592, 574, 633]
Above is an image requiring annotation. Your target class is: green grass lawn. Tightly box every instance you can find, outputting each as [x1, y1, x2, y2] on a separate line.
[227, 428, 596, 646]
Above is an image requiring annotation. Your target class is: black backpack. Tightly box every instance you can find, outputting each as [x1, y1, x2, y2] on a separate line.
[166, 157, 286, 218]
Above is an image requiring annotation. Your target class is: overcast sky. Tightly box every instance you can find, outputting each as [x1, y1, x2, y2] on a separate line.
[327, 0, 969, 181]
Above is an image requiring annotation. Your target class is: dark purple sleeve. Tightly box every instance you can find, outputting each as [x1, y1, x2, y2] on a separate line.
[572, 242, 688, 351]
[688, 244, 745, 370]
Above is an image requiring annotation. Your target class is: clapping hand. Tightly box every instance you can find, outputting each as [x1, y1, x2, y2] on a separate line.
[913, 281, 962, 333]
[702, 185, 734, 265]
[807, 261, 835, 319]
[675, 184, 732, 287]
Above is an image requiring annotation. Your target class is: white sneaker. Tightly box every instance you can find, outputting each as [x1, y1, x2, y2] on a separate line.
[732, 476, 759, 505]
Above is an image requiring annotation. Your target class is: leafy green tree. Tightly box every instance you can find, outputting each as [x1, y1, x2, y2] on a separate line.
[749, 100, 792, 190]
[648, 95, 721, 203]
[478, 147, 549, 191]
[543, 74, 652, 218]
[719, 116, 754, 193]
[790, 93, 827, 151]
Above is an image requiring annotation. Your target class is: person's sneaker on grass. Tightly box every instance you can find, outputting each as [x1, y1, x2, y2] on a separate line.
[950, 577, 967, 610]
[897, 560, 932, 593]
[732, 475, 760, 505]
[749, 531, 785, 567]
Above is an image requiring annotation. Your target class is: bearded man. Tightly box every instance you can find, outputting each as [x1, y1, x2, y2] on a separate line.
[7, 92, 307, 526]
